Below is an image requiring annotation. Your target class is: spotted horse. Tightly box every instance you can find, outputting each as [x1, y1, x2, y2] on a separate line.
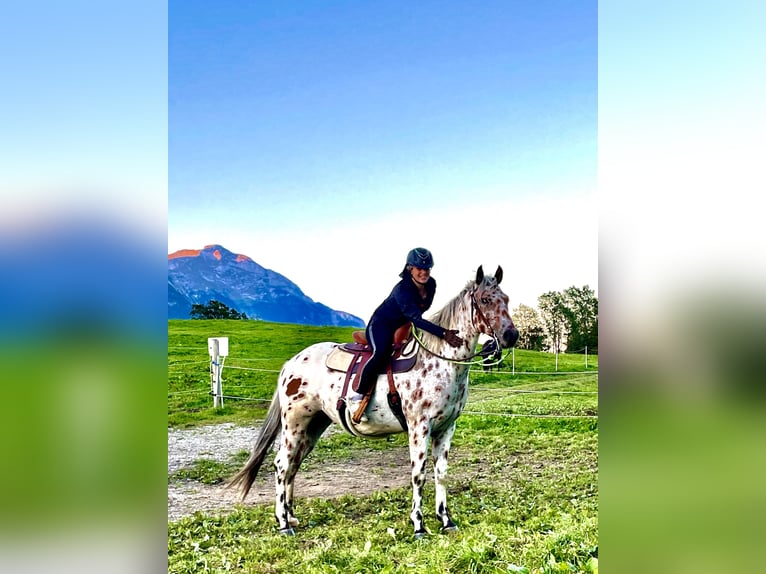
[228, 266, 519, 538]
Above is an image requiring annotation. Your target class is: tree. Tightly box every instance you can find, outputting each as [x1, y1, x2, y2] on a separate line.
[190, 300, 248, 320]
[536, 287, 598, 354]
[512, 304, 545, 351]
[561, 285, 598, 354]
[538, 291, 568, 353]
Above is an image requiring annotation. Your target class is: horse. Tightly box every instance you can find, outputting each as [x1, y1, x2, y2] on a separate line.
[228, 265, 519, 538]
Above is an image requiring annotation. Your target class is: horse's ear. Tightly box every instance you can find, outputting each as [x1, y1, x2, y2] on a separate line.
[476, 265, 484, 284]
[495, 266, 503, 285]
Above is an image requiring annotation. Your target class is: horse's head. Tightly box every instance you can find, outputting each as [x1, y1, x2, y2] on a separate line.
[472, 265, 520, 348]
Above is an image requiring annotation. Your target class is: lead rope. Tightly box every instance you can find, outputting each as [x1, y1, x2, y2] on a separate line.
[411, 326, 483, 365]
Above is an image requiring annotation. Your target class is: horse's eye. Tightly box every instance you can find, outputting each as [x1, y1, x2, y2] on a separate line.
[481, 297, 489, 305]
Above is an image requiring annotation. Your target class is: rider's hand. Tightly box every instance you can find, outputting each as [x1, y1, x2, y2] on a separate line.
[444, 329, 463, 348]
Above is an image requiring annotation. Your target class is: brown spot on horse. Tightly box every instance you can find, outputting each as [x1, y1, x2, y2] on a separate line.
[285, 377, 303, 396]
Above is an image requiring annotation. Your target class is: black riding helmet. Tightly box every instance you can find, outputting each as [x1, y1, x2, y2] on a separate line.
[400, 247, 434, 277]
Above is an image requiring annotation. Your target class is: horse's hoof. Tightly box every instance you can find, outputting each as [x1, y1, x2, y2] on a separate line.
[442, 524, 459, 534]
[278, 527, 295, 536]
[414, 530, 428, 540]
[288, 516, 300, 527]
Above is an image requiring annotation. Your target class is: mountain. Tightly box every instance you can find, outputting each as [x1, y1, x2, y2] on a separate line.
[168, 244, 365, 327]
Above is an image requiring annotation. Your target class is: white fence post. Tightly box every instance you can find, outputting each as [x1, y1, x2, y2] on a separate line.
[512, 347, 515, 375]
[208, 337, 229, 408]
[585, 346, 588, 369]
[213, 339, 222, 408]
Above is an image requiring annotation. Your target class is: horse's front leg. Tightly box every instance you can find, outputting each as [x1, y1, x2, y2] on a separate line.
[407, 422, 431, 538]
[432, 423, 458, 533]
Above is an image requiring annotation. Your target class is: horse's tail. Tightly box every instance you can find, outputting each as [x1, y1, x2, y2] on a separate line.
[227, 389, 282, 500]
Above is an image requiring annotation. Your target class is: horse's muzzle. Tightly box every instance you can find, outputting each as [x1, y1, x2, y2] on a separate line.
[502, 327, 519, 348]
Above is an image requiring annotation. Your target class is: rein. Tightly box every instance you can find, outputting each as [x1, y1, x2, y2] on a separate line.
[412, 289, 503, 366]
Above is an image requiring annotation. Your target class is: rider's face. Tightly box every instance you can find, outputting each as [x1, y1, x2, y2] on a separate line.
[410, 266, 431, 285]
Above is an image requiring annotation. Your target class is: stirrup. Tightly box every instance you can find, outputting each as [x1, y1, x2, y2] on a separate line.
[351, 393, 372, 424]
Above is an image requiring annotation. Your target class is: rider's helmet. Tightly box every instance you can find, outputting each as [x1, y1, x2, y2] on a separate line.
[406, 247, 434, 269]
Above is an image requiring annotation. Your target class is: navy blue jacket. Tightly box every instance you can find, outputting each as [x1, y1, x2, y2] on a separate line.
[369, 276, 444, 338]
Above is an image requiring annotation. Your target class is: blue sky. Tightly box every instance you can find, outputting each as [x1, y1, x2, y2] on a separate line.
[1, 1, 167, 225]
[169, 0, 598, 320]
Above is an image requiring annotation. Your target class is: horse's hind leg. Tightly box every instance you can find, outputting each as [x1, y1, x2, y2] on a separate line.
[407, 421, 431, 538]
[432, 422, 458, 533]
[273, 410, 331, 535]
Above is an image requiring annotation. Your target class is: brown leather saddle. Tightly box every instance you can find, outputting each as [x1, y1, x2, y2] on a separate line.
[327, 323, 415, 430]
[327, 323, 418, 384]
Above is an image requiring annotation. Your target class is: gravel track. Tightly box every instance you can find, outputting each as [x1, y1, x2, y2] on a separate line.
[168, 422, 410, 522]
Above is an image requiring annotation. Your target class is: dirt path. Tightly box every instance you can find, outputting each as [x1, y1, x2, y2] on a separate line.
[168, 423, 412, 522]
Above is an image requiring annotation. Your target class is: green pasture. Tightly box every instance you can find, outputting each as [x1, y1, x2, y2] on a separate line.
[168, 319, 598, 573]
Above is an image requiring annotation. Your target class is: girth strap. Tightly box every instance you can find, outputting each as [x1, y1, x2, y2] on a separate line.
[336, 400, 354, 435]
[386, 364, 408, 432]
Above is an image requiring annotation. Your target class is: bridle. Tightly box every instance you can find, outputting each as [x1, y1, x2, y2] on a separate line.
[412, 287, 504, 366]
[470, 290, 503, 353]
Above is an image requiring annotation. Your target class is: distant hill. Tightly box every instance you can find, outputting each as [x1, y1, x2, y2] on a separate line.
[168, 244, 365, 327]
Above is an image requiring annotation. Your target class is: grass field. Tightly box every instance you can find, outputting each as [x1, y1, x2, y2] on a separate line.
[168, 319, 598, 573]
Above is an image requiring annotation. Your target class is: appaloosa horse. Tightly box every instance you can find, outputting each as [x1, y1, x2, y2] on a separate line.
[229, 266, 519, 538]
